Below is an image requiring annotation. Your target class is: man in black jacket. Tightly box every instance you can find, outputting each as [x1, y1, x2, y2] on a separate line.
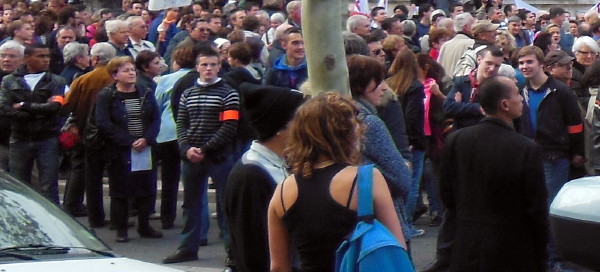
[224, 83, 304, 272]
[0, 41, 24, 171]
[440, 76, 548, 271]
[518, 45, 584, 272]
[0, 43, 66, 204]
[424, 45, 503, 272]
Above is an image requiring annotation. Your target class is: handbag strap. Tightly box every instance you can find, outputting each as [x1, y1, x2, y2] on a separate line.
[357, 164, 374, 222]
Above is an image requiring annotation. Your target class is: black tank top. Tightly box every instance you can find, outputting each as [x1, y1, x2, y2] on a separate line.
[281, 163, 358, 272]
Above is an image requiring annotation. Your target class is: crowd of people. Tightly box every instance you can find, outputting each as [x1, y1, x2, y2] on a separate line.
[0, 0, 598, 271]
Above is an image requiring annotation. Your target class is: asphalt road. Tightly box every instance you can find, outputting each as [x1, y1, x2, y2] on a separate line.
[73, 194, 441, 272]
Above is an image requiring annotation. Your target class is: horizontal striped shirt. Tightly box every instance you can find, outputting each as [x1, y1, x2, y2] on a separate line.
[120, 91, 144, 138]
[176, 78, 239, 156]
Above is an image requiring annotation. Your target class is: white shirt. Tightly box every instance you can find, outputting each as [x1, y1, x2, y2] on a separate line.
[24, 72, 45, 90]
[243, 141, 289, 184]
[128, 38, 156, 60]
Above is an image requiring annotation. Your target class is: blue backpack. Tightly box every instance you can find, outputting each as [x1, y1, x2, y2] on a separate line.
[335, 164, 414, 272]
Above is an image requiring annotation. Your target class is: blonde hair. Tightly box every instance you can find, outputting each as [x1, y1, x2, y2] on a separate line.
[382, 34, 404, 52]
[387, 48, 419, 98]
[106, 56, 135, 75]
[286, 92, 363, 178]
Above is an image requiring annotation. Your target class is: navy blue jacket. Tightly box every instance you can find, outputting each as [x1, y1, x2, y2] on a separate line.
[95, 84, 160, 148]
[443, 75, 485, 129]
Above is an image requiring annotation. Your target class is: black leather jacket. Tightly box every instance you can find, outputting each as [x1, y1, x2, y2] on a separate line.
[0, 67, 66, 141]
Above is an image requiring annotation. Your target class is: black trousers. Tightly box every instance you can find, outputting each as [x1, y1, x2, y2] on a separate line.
[64, 142, 85, 213]
[85, 147, 106, 226]
[435, 209, 456, 262]
[106, 146, 157, 231]
[154, 140, 181, 226]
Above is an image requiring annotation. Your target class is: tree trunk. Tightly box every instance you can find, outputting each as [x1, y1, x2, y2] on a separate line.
[302, 0, 350, 97]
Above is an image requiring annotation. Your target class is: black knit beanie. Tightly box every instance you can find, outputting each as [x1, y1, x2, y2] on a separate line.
[240, 83, 305, 141]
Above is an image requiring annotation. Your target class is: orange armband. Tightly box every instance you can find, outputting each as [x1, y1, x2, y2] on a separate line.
[219, 110, 239, 121]
[51, 95, 65, 106]
[568, 124, 583, 134]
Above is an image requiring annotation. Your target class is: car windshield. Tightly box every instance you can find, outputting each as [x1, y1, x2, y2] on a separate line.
[0, 173, 109, 253]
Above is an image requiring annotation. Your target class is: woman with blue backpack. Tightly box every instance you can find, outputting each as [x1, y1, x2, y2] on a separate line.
[267, 92, 408, 272]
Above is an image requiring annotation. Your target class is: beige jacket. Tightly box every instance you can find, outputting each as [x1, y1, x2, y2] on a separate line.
[437, 33, 474, 78]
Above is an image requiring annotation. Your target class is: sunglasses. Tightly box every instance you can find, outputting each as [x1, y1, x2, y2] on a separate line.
[371, 48, 384, 55]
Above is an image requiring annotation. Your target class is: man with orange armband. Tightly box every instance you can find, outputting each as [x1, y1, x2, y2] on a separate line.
[163, 46, 239, 264]
[0, 43, 66, 204]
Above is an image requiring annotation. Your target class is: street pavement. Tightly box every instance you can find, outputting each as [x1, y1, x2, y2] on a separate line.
[68, 184, 441, 272]
[62, 180, 593, 272]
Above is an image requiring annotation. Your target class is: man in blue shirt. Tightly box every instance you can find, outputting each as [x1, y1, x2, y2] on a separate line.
[518, 45, 583, 272]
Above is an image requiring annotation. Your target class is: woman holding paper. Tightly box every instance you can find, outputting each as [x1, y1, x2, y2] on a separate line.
[95, 56, 162, 243]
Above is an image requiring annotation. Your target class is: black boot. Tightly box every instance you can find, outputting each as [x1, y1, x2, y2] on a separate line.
[136, 196, 163, 238]
[421, 258, 449, 272]
[111, 198, 130, 242]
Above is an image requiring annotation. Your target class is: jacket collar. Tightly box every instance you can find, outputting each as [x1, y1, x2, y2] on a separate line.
[482, 117, 515, 131]
[355, 97, 377, 115]
[12, 65, 50, 79]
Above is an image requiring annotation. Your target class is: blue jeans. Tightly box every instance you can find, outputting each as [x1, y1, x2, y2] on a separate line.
[543, 158, 569, 205]
[543, 158, 570, 265]
[179, 155, 233, 252]
[407, 149, 426, 225]
[421, 158, 442, 214]
[9, 137, 60, 204]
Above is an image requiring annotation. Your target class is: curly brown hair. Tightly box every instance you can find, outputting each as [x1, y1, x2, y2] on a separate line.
[285, 92, 363, 178]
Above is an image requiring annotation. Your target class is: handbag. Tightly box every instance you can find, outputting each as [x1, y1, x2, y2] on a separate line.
[82, 103, 105, 150]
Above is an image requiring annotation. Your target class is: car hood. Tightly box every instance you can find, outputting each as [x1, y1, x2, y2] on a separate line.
[550, 176, 600, 223]
[0, 257, 184, 272]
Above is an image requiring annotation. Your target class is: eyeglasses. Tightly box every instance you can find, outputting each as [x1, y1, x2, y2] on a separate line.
[196, 27, 210, 32]
[371, 48, 384, 55]
[577, 50, 597, 56]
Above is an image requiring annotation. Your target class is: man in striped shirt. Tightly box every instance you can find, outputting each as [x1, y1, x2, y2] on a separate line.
[164, 47, 239, 264]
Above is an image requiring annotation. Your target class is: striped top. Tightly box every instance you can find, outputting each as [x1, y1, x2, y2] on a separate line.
[176, 78, 239, 158]
[119, 91, 144, 138]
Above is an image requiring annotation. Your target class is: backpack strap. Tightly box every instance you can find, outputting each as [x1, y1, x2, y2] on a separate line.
[357, 164, 374, 223]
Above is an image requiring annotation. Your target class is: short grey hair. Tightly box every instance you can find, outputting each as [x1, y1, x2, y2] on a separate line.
[126, 15, 144, 26]
[286, 0, 301, 13]
[0, 40, 24, 57]
[498, 64, 516, 78]
[401, 20, 416, 37]
[90, 42, 117, 65]
[437, 17, 453, 30]
[256, 10, 269, 21]
[63, 42, 89, 64]
[454, 13, 474, 32]
[573, 36, 600, 54]
[105, 19, 129, 36]
[346, 14, 368, 32]
[270, 12, 286, 23]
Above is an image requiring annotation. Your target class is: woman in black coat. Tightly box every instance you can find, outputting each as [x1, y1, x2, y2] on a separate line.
[95, 56, 162, 242]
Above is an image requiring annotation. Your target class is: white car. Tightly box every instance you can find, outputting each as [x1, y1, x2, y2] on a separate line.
[0, 171, 183, 272]
[550, 176, 600, 271]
